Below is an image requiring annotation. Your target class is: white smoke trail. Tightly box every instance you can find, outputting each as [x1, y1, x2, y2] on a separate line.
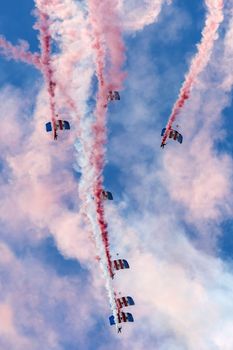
[35, 0, 119, 327]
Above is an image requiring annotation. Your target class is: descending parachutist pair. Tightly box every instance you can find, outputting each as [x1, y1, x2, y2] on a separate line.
[101, 198, 135, 332]
[109, 259, 135, 331]
[45, 91, 120, 139]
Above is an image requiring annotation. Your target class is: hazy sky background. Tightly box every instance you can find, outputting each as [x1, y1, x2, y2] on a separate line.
[0, 1, 232, 349]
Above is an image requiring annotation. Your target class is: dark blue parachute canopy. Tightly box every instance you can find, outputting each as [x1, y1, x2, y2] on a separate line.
[109, 315, 115, 326]
[116, 296, 135, 309]
[161, 128, 183, 144]
[102, 190, 113, 200]
[45, 120, 71, 132]
[46, 122, 52, 132]
[161, 128, 166, 136]
[112, 259, 130, 271]
[109, 312, 134, 326]
[62, 121, 71, 130]
[122, 259, 129, 268]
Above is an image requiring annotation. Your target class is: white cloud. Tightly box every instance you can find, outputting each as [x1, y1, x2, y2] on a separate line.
[118, 0, 171, 31]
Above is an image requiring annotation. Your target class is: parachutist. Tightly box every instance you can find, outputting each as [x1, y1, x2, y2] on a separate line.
[116, 296, 135, 309]
[101, 190, 113, 200]
[118, 327, 122, 333]
[109, 312, 134, 327]
[45, 120, 71, 140]
[107, 90, 120, 101]
[105, 91, 120, 107]
[161, 127, 183, 146]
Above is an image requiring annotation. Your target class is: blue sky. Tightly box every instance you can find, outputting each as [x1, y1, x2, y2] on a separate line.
[0, 1, 233, 350]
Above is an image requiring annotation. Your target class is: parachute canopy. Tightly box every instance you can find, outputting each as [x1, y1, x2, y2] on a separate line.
[161, 128, 183, 144]
[116, 296, 135, 309]
[108, 91, 120, 101]
[112, 259, 129, 271]
[46, 120, 71, 132]
[101, 190, 113, 200]
[109, 312, 134, 326]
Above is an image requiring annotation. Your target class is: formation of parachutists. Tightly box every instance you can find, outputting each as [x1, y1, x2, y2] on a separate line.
[47, 89, 183, 333]
[41, 0, 222, 335]
[0, 0, 224, 336]
[4, 0, 216, 336]
[46, 92, 183, 147]
[47, 90, 137, 333]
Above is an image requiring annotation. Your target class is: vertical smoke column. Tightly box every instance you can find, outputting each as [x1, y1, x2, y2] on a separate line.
[87, 0, 126, 326]
[88, 0, 124, 279]
[34, 1, 57, 137]
[34, 0, 117, 317]
[162, 0, 224, 145]
[88, 0, 126, 279]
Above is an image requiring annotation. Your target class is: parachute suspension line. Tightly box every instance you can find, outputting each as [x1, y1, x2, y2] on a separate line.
[162, 0, 224, 145]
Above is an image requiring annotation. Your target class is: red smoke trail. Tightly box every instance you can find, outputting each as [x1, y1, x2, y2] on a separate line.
[103, 4, 126, 90]
[34, 9, 57, 135]
[0, 7, 58, 137]
[91, 40, 111, 274]
[0, 36, 41, 68]
[162, 0, 224, 145]
[90, 0, 126, 90]
[0, 9, 72, 141]
[88, 0, 126, 279]
[91, 80, 112, 277]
